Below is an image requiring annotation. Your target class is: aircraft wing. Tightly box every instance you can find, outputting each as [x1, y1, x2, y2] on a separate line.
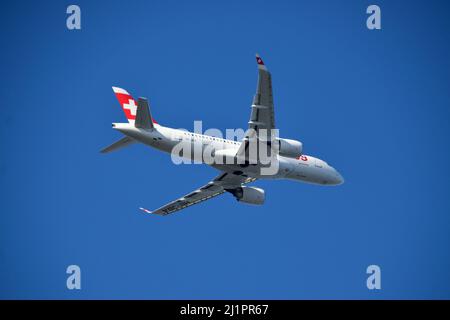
[139, 173, 256, 216]
[236, 54, 276, 160]
[249, 53, 275, 132]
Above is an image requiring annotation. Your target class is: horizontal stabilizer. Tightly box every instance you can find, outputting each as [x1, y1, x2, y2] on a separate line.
[100, 136, 135, 153]
[135, 97, 154, 129]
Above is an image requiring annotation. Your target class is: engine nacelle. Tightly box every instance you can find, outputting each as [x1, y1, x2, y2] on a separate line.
[230, 186, 265, 205]
[277, 138, 303, 158]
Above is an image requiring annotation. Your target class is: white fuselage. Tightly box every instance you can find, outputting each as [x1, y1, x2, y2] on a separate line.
[113, 123, 344, 186]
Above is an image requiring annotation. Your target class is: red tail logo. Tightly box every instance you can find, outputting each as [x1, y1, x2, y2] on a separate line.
[112, 87, 137, 122]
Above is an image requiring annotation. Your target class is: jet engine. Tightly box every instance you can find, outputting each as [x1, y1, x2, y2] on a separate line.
[277, 138, 303, 158]
[227, 186, 265, 205]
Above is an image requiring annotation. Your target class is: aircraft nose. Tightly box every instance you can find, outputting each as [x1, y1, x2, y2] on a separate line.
[330, 168, 344, 185]
[336, 171, 344, 185]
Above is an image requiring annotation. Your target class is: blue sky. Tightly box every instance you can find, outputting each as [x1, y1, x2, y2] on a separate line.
[1, 0, 450, 299]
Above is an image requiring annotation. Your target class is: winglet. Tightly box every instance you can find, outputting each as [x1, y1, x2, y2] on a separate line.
[139, 207, 164, 216]
[255, 53, 268, 71]
[139, 207, 153, 214]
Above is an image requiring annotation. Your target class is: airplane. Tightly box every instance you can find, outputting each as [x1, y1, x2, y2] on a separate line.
[101, 54, 344, 216]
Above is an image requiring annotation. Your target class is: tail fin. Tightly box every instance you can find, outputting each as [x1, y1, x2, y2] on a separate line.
[112, 86, 138, 125]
